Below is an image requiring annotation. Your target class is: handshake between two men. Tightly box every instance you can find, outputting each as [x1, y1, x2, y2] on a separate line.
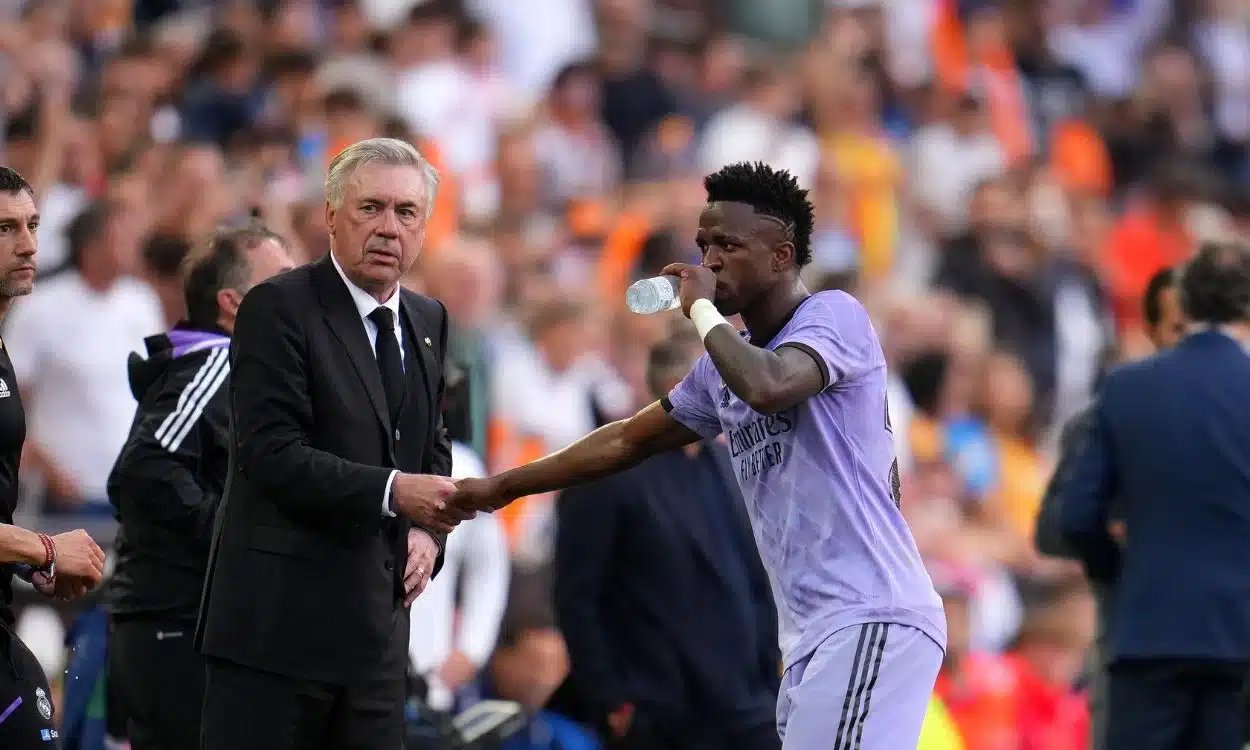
[388, 472, 510, 606]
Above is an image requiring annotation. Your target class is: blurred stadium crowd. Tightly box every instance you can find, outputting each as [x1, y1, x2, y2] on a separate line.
[1, 0, 1244, 746]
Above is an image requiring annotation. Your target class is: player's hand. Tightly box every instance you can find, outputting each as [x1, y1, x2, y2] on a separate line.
[51, 529, 105, 586]
[660, 262, 717, 318]
[403, 529, 439, 606]
[33, 572, 93, 602]
[392, 474, 472, 533]
[451, 476, 510, 513]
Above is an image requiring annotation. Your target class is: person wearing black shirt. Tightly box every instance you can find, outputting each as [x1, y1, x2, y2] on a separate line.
[105, 224, 294, 750]
[0, 167, 106, 748]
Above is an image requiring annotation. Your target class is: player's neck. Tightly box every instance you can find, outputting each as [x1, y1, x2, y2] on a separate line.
[741, 280, 810, 346]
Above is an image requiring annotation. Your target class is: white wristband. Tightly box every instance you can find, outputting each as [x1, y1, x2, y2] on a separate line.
[690, 298, 730, 342]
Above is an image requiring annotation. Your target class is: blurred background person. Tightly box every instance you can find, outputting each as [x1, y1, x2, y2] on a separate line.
[555, 334, 780, 750]
[105, 224, 294, 750]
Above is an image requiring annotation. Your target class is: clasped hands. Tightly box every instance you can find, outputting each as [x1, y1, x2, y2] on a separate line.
[392, 473, 506, 605]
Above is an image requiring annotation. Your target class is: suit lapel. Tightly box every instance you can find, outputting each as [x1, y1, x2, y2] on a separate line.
[311, 257, 390, 430]
[399, 293, 436, 407]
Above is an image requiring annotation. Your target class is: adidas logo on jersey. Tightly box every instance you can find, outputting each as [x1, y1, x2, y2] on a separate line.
[0, 378, 10, 399]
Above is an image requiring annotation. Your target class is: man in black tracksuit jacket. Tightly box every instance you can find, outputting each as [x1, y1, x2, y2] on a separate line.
[104, 225, 294, 750]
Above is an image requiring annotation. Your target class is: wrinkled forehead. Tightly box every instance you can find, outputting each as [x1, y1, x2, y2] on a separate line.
[344, 163, 430, 205]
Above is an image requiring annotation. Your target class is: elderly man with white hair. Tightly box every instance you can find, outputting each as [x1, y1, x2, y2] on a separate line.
[196, 138, 473, 749]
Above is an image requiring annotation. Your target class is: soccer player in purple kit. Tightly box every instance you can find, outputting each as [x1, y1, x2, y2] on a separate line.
[452, 162, 946, 749]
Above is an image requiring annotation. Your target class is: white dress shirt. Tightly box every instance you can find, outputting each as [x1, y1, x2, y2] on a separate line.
[329, 252, 405, 518]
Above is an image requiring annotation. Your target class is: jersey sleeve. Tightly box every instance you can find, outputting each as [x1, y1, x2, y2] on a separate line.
[776, 292, 881, 391]
[660, 354, 723, 439]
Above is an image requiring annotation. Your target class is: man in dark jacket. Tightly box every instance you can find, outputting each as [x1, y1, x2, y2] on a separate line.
[104, 224, 294, 750]
[555, 335, 781, 750]
[1059, 243, 1250, 750]
[1034, 265, 1184, 749]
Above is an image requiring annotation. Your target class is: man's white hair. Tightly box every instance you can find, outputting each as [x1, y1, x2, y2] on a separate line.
[324, 137, 441, 217]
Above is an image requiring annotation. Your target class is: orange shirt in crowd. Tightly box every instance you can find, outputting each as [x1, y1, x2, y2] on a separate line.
[936, 652, 1090, 750]
[936, 652, 1019, 750]
[1003, 653, 1090, 750]
[1104, 207, 1192, 330]
[990, 433, 1048, 542]
[1049, 120, 1112, 198]
[931, 0, 1033, 166]
[822, 132, 901, 281]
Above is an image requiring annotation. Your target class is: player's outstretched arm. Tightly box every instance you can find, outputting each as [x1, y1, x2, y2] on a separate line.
[453, 402, 700, 511]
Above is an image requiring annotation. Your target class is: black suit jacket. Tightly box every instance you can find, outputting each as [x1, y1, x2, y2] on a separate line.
[195, 256, 452, 684]
[554, 443, 779, 732]
[1060, 331, 1250, 664]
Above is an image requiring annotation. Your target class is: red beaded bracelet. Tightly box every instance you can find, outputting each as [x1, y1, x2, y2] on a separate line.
[36, 533, 54, 571]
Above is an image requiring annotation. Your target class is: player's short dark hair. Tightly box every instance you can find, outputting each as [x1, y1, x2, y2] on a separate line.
[182, 224, 284, 328]
[704, 162, 815, 267]
[1142, 266, 1176, 327]
[0, 167, 33, 200]
[1178, 241, 1250, 325]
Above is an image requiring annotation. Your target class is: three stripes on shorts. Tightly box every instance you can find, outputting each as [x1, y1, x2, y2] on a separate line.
[833, 623, 889, 750]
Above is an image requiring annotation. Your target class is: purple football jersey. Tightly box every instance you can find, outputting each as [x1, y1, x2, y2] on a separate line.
[664, 291, 947, 666]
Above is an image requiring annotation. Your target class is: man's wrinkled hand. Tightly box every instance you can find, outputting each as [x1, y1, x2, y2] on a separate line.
[403, 529, 440, 606]
[451, 476, 509, 513]
[391, 474, 473, 533]
[660, 262, 717, 317]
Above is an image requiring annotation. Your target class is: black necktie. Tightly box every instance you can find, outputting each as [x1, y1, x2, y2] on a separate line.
[368, 307, 404, 422]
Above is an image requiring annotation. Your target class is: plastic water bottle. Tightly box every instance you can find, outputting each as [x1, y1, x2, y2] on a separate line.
[625, 275, 682, 314]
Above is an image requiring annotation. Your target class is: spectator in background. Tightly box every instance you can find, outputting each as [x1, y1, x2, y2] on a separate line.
[489, 296, 630, 563]
[139, 233, 192, 327]
[409, 440, 510, 713]
[910, 91, 1007, 235]
[981, 351, 1047, 551]
[422, 236, 504, 461]
[483, 589, 600, 750]
[178, 28, 264, 148]
[555, 335, 780, 750]
[1002, 580, 1096, 750]
[532, 61, 623, 212]
[1061, 243, 1250, 750]
[699, 63, 818, 191]
[1103, 164, 1196, 335]
[3, 200, 164, 517]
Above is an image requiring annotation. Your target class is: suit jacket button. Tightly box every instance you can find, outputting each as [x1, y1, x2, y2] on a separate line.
[394, 428, 401, 441]
[385, 561, 393, 571]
